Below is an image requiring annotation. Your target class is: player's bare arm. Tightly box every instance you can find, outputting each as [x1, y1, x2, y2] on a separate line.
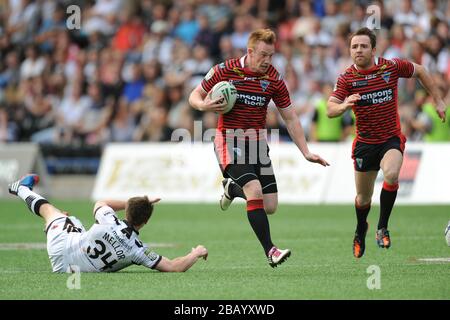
[278, 106, 330, 167]
[93, 198, 161, 215]
[93, 200, 127, 214]
[411, 62, 447, 122]
[188, 84, 228, 113]
[154, 245, 208, 272]
[327, 95, 360, 118]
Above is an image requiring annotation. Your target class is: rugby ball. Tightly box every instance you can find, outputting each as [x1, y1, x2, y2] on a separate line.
[209, 81, 237, 114]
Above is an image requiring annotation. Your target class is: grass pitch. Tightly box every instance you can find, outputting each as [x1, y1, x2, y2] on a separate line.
[0, 200, 448, 300]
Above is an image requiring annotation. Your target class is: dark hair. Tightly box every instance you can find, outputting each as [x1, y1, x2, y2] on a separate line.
[349, 27, 377, 49]
[126, 196, 154, 226]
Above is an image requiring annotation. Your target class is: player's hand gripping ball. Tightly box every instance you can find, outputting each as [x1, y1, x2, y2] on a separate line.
[210, 81, 237, 114]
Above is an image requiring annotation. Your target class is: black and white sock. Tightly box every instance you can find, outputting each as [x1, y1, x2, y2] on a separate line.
[17, 186, 49, 217]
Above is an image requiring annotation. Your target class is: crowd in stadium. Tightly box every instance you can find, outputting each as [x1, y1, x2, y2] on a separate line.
[0, 0, 449, 146]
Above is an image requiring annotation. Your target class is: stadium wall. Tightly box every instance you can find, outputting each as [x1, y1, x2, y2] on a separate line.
[0, 143, 50, 198]
[93, 142, 450, 204]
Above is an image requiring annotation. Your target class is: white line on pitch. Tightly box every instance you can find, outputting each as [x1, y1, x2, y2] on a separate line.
[416, 258, 450, 263]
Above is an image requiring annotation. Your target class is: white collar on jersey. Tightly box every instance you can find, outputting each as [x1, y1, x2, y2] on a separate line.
[240, 55, 246, 68]
[353, 56, 378, 70]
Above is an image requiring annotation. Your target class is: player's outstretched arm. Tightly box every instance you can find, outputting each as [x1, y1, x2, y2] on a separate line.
[412, 63, 447, 122]
[327, 95, 360, 118]
[94, 200, 127, 214]
[279, 107, 330, 167]
[154, 245, 208, 272]
[93, 198, 161, 215]
[189, 85, 227, 113]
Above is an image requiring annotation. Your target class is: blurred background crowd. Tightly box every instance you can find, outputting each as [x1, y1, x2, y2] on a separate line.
[0, 0, 449, 172]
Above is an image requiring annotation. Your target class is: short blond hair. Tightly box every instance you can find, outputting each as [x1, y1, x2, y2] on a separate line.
[247, 29, 276, 49]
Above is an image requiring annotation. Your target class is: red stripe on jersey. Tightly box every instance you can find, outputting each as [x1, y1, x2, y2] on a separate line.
[331, 57, 414, 144]
[201, 57, 291, 141]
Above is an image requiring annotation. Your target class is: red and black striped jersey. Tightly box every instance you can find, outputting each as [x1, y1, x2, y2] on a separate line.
[331, 57, 415, 144]
[201, 56, 291, 140]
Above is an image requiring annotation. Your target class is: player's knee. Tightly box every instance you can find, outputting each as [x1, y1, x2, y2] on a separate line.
[356, 194, 371, 207]
[265, 204, 277, 215]
[383, 169, 399, 185]
[243, 180, 263, 199]
[264, 199, 278, 215]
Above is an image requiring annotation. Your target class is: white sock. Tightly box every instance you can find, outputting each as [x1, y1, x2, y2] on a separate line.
[17, 186, 48, 216]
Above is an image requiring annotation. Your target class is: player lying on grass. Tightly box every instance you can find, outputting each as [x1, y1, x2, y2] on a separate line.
[8, 174, 208, 273]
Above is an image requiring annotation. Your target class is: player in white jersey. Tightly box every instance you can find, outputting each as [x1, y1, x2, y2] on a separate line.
[8, 174, 208, 273]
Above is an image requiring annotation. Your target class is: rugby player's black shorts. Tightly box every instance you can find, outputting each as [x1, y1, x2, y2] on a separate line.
[214, 138, 278, 194]
[351, 134, 406, 172]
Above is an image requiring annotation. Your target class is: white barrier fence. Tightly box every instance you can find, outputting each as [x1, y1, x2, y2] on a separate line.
[0, 143, 49, 198]
[92, 142, 450, 204]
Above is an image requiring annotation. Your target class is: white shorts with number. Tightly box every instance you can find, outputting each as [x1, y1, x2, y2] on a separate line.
[45, 216, 85, 273]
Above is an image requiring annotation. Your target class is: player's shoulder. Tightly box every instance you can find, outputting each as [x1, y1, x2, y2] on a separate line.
[203, 59, 233, 82]
[215, 58, 240, 71]
[267, 64, 283, 81]
[94, 205, 117, 220]
[335, 61, 354, 76]
[376, 57, 395, 69]
[337, 65, 354, 81]
[378, 56, 394, 65]
[380, 56, 411, 68]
